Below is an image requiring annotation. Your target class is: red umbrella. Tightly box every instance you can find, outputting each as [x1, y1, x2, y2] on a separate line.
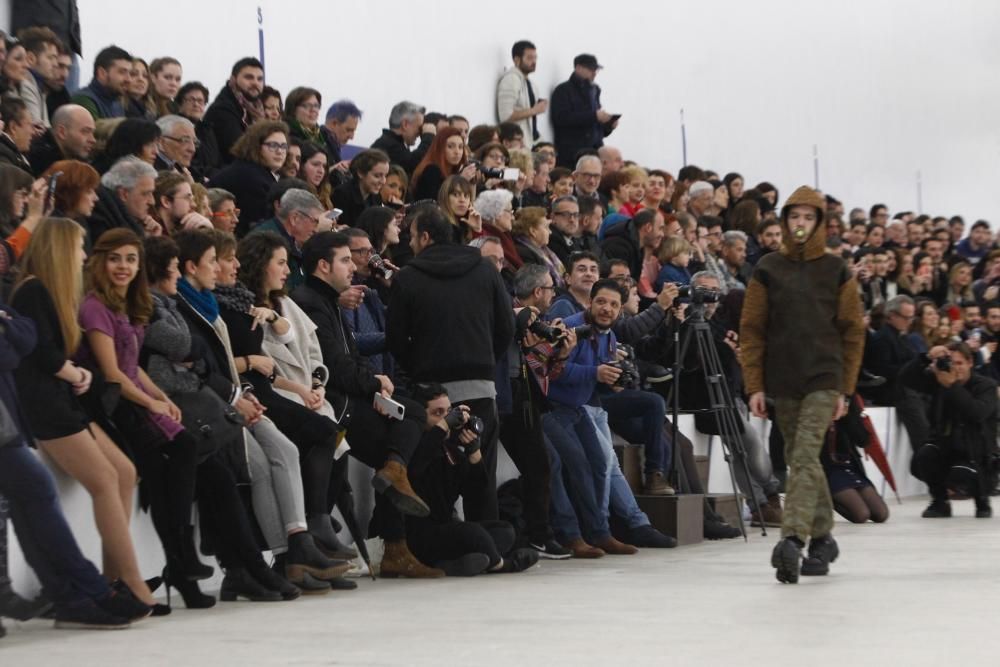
[853, 394, 902, 504]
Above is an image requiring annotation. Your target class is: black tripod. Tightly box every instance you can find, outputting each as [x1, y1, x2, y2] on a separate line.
[664, 303, 767, 540]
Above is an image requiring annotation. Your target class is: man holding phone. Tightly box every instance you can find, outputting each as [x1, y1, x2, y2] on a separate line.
[497, 40, 547, 145]
[549, 54, 620, 168]
[292, 231, 443, 578]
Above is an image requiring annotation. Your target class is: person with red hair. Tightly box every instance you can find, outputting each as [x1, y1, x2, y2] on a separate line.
[42, 159, 100, 245]
[409, 127, 477, 202]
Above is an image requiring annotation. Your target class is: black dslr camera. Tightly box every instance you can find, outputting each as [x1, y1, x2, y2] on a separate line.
[607, 343, 640, 390]
[514, 310, 590, 346]
[444, 407, 484, 455]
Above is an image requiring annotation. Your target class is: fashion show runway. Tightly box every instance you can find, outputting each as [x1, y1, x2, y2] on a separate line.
[1, 496, 994, 666]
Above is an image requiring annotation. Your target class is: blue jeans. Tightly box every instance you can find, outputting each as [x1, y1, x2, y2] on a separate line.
[584, 405, 652, 530]
[542, 406, 610, 542]
[600, 389, 671, 474]
[0, 444, 109, 605]
[544, 434, 582, 542]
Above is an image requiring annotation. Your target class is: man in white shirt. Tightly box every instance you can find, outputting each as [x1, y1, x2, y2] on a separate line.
[496, 40, 547, 145]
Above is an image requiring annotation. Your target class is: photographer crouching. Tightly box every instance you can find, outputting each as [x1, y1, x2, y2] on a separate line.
[902, 342, 998, 518]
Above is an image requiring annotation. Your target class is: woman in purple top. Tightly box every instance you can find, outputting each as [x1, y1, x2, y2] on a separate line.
[77, 228, 213, 605]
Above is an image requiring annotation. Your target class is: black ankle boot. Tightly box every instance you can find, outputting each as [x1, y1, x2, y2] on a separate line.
[247, 563, 300, 601]
[164, 562, 216, 609]
[976, 497, 992, 518]
[800, 534, 839, 576]
[220, 568, 282, 602]
[286, 532, 351, 582]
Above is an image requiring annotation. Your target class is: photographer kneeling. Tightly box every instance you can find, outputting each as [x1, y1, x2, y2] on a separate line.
[406, 383, 540, 575]
[902, 342, 998, 518]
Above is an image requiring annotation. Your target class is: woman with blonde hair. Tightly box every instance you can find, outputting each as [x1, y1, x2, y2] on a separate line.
[10, 218, 161, 613]
[512, 206, 565, 289]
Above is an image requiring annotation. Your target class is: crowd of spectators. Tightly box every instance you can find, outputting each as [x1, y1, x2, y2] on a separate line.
[0, 9, 996, 636]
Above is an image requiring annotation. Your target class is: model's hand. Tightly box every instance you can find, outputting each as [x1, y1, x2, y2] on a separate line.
[748, 391, 767, 418]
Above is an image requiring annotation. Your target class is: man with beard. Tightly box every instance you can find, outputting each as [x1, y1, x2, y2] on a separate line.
[547, 251, 600, 321]
[204, 57, 265, 164]
[497, 40, 547, 145]
[747, 219, 782, 267]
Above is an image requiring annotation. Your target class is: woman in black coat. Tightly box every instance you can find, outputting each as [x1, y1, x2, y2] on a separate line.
[208, 120, 288, 236]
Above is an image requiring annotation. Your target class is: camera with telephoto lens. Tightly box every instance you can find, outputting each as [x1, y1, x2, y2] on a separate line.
[368, 253, 393, 280]
[675, 284, 722, 304]
[607, 344, 640, 390]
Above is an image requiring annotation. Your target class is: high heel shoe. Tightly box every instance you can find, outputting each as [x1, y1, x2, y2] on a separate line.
[163, 567, 216, 609]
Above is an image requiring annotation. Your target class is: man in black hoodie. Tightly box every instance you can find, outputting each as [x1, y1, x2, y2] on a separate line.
[388, 204, 515, 521]
[601, 208, 666, 281]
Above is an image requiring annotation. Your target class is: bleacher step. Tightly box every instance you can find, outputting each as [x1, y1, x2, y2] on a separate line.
[635, 493, 704, 546]
[613, 440, 643, 494]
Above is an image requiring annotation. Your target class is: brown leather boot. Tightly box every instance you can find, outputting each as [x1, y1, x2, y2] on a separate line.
[379, 540, 445, 579]
[751, 496, 784, 527]
[643, 471, 676, 496]
[560, 538, 605, 559]
[593, 536, 639, 555]
[373, 461, 430, 518]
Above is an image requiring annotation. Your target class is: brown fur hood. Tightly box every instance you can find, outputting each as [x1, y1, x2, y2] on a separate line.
[779, 185, 827, 261]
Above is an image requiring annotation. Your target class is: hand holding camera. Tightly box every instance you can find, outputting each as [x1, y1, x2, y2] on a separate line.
[927, 345, 956, 387]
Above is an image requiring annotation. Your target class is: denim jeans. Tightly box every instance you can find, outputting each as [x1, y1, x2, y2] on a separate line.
[0, 444, 108, 605]
[600, 389, 672, 474]
[544, 434, 582, 541]
[542, 406, 610, 542]
[584, 405, 652, 530]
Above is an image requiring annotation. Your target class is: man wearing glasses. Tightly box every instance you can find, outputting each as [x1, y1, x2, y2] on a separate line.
[863, 295, 930, 449]
[251, 189, 325, 291]
[548, 195, 583, 266]
[572, 155, 604, 204]
[155, 115, 199, 179]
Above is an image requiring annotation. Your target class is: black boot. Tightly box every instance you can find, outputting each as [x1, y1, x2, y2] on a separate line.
[771, 537, 803, 584]
[921, 499, 952, 518]
[976, 497, 992, 518]
[307, 514, 358, 560]
[286, 532, 352, 582]
[800, 534, 839, 576]
[164, 561, 216, 609]
[220, 568, 282, 602]
[179, 526, 214, 580]
[247, 563, 300, 601]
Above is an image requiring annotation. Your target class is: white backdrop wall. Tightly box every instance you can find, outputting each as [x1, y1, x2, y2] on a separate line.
[2, 0, 999, 222]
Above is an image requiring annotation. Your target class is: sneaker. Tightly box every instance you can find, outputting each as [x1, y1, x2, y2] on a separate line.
[771, 537, 803, 584]
[97, 589, 152, 621]
[528, 539, 573, 560]
[921, 499, 952, 518]
[627, 524, 678, 548]
[704, 518, 741, 540]
[501, 548, 540, 573]
[0, 579, 52, 621]
[800, 534, 839, 576]
[975, 498, 992, 518]
[54, 599, 131, 630]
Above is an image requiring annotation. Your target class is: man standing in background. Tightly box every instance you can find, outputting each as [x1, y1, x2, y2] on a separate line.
[497, 40, 547, 146]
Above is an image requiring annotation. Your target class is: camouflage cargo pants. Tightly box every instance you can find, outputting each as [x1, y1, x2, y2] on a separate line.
[775, 390, 839, 540]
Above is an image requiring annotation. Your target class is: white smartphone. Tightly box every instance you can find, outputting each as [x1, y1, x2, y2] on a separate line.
[501, 168, 520, 181]
[373, 393, 405, 420]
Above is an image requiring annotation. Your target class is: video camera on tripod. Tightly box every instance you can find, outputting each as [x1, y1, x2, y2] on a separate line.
[674, 283, 722, 307]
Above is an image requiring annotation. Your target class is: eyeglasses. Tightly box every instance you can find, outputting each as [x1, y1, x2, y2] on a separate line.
[553, 211, 579, 219]
[262, 141, 289, 152]
[182, 97, 206, 107]
[299, 103, 321, 111]
[578, 172, 601, 180]
[350, 247, 374, 258]
[537, 285, 556, 291]
[164, 135, 201, 148]
[212, 208, 241, 219]
[296, 210, 320, 226]
[170, 192, 195, 202]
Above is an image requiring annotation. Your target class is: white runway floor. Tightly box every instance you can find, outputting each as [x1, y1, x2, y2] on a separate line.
[2, 496, 997, 666]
